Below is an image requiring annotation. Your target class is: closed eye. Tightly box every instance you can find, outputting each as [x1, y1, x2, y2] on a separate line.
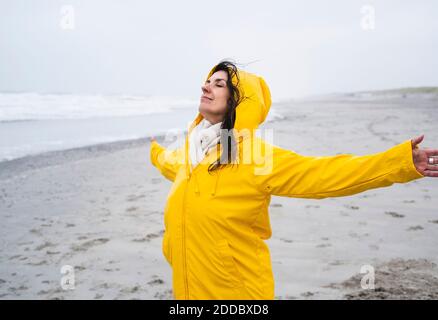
[205, 79, 227, 86]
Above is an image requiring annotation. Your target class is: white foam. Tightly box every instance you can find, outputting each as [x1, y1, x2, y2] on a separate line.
[0, 92, 197, 121]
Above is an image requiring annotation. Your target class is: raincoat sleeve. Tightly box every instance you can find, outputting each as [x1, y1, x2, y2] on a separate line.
[150, 140, 184, 182]
[253, 139, 425, 199]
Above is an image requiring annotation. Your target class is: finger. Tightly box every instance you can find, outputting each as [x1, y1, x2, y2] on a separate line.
[412, 134, 424, 143]
[411, 134, 424, 146]
[425, 156, 438, 164]
[425, 149, 438, 156]
[426, 164, 438, 171]
[423, 170, 438, 177]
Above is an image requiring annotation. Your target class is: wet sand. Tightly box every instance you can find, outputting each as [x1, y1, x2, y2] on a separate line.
[0, 93, 437, 299]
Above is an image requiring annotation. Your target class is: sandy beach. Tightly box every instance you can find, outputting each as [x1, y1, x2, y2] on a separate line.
[1, 93, 437, 299]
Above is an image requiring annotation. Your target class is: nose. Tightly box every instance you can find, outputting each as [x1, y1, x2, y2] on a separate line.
[201, 83, 211, 94]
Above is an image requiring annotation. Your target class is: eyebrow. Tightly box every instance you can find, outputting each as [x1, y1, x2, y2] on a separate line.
[205, 78, 226, 83]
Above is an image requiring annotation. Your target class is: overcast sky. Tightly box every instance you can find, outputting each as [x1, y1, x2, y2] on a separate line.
[0, 0, 437, 101]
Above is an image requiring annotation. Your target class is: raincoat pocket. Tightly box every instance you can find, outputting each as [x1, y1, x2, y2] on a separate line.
[216, 239, 245, 289]
[162, 232, 172, 266]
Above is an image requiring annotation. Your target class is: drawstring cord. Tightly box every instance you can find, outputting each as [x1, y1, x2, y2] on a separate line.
[211, 171, 220, 196]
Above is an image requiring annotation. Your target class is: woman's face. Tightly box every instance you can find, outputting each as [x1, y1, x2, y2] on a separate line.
[199, 70, 230, 124]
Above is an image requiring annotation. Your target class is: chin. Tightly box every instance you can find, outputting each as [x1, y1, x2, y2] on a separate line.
[199, 104, 212, 115]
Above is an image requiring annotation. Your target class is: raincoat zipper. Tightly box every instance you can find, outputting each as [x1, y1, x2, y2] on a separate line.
[181, 117, 222, 299]
[182, 176, 189, 299]
[182, 132, 192, 299]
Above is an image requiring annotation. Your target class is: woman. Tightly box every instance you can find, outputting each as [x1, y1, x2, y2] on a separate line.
[150, 60, 437, 300]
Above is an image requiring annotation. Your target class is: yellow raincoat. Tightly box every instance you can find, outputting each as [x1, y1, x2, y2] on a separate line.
[150, 65, 425, 300]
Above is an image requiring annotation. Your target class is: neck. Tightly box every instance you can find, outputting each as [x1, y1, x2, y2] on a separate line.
[201, 113, 223, 125]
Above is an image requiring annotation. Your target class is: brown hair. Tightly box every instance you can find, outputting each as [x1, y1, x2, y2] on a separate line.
[207, 60, 245, 173]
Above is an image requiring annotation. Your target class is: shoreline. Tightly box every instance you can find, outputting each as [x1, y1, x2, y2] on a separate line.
[0, 134, 167, 181]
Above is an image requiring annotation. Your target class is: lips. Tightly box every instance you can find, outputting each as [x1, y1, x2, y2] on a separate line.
[201, 95, 213, 101]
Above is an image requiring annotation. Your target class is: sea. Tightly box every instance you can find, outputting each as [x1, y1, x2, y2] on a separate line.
[0, 92, 284, 162]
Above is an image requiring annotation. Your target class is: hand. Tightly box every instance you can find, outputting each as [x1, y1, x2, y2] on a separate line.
[411, 134, 438, 177]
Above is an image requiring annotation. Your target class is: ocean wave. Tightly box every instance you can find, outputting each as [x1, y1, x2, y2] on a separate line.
[0, 92, 197, 121]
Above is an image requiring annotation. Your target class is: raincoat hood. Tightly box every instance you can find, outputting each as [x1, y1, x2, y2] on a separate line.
[189, 65, 272, 135]
[182, 65, 272, 196]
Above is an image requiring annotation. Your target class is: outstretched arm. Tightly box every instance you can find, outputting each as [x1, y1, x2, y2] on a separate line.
[253, 138, 427, 199]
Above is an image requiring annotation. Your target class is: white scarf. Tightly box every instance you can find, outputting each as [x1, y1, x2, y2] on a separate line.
[189, 118, 222, 168]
